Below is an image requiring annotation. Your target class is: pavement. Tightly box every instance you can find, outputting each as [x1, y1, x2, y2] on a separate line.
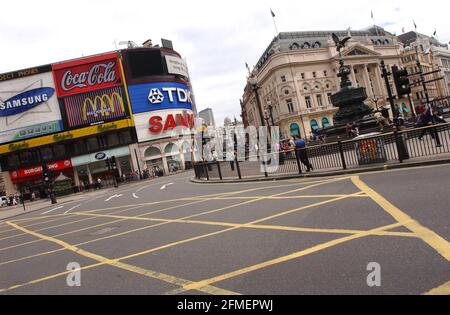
[0, 166, 449, 295]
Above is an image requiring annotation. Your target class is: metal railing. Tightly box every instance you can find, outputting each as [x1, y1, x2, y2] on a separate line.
[194, 123, 450, 181]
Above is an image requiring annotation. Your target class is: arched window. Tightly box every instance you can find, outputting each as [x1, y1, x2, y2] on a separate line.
[313, 42, 321, 48]
[144, 146, 162, 159]
[322, 117, 331, 128]
[310, 119, 319, 131]
[164, 143, 180, 156]
[290, 123, 300, 137]
[302, 42, 310, 49]
[290, 43, 299, 50]
[385, 39, 390, 45]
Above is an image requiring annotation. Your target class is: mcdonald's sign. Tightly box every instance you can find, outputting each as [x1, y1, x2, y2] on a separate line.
[63, 86, 128, 128]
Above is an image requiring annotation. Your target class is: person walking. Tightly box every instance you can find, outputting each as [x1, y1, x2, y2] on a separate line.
[294, 136, 313, 172]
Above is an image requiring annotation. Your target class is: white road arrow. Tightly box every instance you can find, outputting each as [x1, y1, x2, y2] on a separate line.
[132, 193, 139, 199]
[105, 194, 123, 202]
[160, 183, 174, 190]
[41, 206, 63, 215]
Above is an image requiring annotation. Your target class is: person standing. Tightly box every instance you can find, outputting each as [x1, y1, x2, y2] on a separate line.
[294, 136, 313, 172]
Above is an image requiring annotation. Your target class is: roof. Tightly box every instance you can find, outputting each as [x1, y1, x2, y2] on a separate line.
[398, 31, 445, 48]
[254, 27, 396, 71]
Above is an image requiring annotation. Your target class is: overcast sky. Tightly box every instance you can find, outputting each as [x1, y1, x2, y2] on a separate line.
[1, 0, 448, 125]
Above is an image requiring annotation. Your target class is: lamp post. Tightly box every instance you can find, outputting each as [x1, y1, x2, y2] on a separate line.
[266, 100, 275, 126]
[248, 75, 266, 127]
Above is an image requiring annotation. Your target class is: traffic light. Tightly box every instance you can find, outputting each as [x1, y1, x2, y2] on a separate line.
[105, 158, 111, 170]
[42, 164, 50, 183]
[392, 65, 411, 97]
[111, 156, 117, 169]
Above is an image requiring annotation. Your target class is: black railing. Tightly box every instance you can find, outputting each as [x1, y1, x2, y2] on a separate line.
[194, 123, 450, 181]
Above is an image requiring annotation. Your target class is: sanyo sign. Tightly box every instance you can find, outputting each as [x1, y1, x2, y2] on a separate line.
[129, 82, 193, 114]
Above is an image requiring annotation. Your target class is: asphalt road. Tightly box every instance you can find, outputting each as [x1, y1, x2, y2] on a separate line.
[0, 165, 449, 295]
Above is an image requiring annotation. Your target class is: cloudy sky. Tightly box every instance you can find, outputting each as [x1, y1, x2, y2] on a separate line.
[1, 0, 448, 125]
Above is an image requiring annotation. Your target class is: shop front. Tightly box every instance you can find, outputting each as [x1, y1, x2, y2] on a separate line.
[71, 146, 133, 189]
[9, 159, 74, 199]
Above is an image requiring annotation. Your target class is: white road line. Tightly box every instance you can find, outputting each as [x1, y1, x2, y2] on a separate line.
[41, 206, 63, 215]
[132, 193, 139, 199]
[105, 194, 123, 202]
[64, 204, 81, 215]
[160, 183, 174, 190]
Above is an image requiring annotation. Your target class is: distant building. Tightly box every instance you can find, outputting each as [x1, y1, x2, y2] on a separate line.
[199, 108, 216, 128]
[398, 31, 450, 106]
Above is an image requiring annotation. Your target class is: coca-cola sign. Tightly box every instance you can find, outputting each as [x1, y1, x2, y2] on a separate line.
[53, 53, 122, 97]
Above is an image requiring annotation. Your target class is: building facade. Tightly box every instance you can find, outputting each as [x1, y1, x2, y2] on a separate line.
[0, 45, 198, 196]
[398, 31, 450, 106]
[241, 28, 410, 140]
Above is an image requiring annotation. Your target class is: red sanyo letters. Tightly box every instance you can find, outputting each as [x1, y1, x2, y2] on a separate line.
[149, 112, 195, 134]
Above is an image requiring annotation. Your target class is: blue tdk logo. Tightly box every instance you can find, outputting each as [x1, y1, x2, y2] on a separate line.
[0, 87, 55, 117]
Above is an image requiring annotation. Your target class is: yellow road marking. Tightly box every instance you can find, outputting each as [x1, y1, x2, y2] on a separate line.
[0, 198, 210, 253]
[74, 212, 417, 238]
[351, 176, 450, 262]
[166, 223, 404, 295]
[199, 195, 369, 200]
[0, 177, 351, 281]
[0, 177, 353, 292]
[3, 221, 239, 295]
[424, 280, 450, 295]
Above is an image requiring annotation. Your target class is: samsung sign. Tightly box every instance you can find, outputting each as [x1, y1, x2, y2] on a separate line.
[128, 82, 193, 114]
[0, 88, 55, 117]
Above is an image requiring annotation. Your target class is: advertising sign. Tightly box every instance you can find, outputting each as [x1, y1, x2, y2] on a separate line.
[0, 70, 64, 144]
[0, 119, 133, 155]
[134, 109, 195, 142]
[53, 53, 122, 98]
[165, 55, 189, 78]
[10, 159, 72, 180]
[128, 82, 193, 114]
[62, 86, 128, 128]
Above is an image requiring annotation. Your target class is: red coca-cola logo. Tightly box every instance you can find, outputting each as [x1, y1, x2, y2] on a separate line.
[53, 54, 122, 97]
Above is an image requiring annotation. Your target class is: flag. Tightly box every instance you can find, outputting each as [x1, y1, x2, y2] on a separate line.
[371, 10, 374, 19]
[413, 20, 417, 30]
[402, 27, 405, 33]
[270, 9, 275, 18]
[433, 29, 437, 36]
[245, 62, 250, 71]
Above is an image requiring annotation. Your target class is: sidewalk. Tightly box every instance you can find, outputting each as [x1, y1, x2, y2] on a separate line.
[0, 185, 121, 221]
[191, 155, 450, 184]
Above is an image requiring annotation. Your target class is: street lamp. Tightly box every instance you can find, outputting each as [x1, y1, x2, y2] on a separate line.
[248, 75, 266, 127]
[265, 100, 275, 126]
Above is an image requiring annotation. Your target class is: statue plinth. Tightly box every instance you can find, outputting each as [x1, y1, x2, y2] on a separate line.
[331, 86, 372, 125]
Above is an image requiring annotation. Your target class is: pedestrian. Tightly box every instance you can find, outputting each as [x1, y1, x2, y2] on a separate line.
[97, 178, 102, 189]
[294, 136, 313, 172]
[346, 123, 353, 139]
[374, 111, 389, 131]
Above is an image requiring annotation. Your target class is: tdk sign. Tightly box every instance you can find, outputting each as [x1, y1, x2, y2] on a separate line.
[129, 82, 193, 114]
[0, 87, 55, 117]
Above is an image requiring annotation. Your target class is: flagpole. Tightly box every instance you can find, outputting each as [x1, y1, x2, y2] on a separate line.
[371, 10, 379, 36]
[271, 10, 279, 37]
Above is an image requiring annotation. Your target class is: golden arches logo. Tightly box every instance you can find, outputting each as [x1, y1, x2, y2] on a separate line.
[82, 92, 125, 121]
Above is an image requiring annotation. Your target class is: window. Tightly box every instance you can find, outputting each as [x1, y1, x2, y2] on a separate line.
[119, 130, 133, 144]
[284, 90, 289, 95]
[107, 133, 120, 147]
[40, 147, 53, 162]
[324, 70, 327, 77]
[322, 117, 331, 128]
[327, 93, 332, 105]
[281, 75, 287, 82]
[310, 120, 319, 131]
[301, 73, 305, 79]
[302, 42, 310, 49]
[305, 96, 312, 109]
[86, 137, 99, 152]
[312, 72, 316, 78]
[326, 84, 330, 89]
[290, 123, 300, 137]
[316, 95, 323, 107]
[286, 99, 294, 113]
[53, 144, 66, 159]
